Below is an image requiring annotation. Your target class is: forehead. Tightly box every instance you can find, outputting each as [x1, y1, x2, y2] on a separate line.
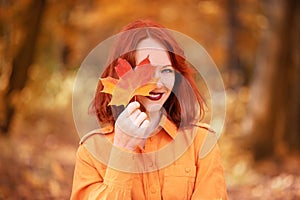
[135, 38, 171, 66]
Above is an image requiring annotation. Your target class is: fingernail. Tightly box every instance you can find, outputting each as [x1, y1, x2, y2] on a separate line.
[135, 101, 140, 107]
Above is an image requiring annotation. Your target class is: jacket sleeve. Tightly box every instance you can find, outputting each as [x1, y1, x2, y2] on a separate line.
[191, 129, 228, 200]
[70, 145, 134, 200]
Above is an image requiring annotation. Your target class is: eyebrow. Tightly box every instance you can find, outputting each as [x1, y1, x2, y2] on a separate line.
[160, 65, 173, 69]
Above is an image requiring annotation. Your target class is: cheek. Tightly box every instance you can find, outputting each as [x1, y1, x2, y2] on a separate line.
[162, 74, 175, 90]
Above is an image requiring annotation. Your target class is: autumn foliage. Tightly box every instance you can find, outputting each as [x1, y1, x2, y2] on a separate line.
[100, 56, 158, 106]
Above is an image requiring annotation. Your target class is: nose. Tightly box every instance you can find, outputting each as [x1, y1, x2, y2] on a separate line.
[156, 80, 163, 88]
[154, 69, 163, 88]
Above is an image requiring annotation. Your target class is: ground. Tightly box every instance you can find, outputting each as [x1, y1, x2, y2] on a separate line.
[0, 106, 299, 199]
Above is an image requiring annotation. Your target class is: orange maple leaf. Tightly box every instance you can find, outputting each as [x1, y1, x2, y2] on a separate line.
[100, 56, 157, 106]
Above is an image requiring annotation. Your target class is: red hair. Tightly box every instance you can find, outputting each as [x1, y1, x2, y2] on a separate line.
[92, 19, 205, 128]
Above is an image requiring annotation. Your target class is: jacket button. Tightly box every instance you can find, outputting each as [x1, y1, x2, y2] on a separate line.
[149, 162, 153, 167]
[151, 187, 156, 194]
[185, 167, 191, 173]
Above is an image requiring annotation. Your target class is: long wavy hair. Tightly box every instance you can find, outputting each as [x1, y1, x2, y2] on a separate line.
[91, 19, 205, 128]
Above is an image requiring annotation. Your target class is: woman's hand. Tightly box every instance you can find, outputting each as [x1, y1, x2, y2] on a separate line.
[114, 101, 150, 151]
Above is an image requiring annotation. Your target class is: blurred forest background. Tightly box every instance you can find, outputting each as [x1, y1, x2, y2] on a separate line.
[0, 0, 299, 199]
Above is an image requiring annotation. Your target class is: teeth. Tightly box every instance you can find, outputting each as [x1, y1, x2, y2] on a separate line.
[150, 93, 161, 98]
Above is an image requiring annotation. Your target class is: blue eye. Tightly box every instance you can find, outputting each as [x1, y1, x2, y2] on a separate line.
[161, 68, 174, 74]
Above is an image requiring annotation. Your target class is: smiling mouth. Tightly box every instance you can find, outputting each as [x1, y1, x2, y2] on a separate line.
[146, 92, 164, 101]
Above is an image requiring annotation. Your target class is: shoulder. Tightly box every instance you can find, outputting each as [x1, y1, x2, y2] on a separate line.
[191, 122, 218, 159]
[79, 125, 114, 144]
[76, 125, 115, 167]
[192, 122, 216, 134]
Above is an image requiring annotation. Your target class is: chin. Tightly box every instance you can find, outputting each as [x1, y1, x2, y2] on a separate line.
[138, 97, 164, 113]
[145, 103, 163, 113]
[137, 93, 170, 113]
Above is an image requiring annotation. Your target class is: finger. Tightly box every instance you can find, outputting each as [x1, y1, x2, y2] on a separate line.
[134, 112, 148, 127]
[126, 101, 140, 116]
[129, 109, 141, 121]
[140, 119, 150, 129]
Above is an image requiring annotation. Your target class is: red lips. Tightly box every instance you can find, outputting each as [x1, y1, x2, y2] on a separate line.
[146, 92, 163, 101]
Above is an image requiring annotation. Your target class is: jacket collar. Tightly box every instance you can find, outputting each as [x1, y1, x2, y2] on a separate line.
[159, 114, 178, 139]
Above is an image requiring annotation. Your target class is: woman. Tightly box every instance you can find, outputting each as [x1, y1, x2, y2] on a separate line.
[71, 19, 228, 200]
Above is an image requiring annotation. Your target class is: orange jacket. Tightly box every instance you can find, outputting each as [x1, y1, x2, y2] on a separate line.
[71, 115, 228, 200]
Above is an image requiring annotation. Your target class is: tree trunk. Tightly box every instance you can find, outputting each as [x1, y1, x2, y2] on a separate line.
[0, 0, 46, 134]
[226, 0, 243, 88]
[245, 0, 300, 160]
[281, 0, 300, 150]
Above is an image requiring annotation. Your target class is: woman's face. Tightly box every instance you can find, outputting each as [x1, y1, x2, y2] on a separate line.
[135, 38, 175, 113]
